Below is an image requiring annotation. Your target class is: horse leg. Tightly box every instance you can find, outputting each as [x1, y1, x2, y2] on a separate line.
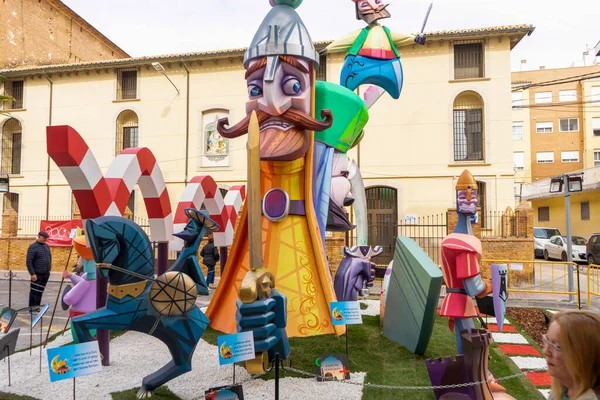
[137, 308, 209, 398]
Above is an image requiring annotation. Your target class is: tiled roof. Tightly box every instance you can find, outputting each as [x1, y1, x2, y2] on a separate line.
[0, 26, 534, 75]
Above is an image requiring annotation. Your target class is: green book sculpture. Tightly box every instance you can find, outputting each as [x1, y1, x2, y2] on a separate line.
[383, 236, 443, 355]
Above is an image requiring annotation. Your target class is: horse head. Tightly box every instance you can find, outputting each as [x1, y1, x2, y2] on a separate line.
[172, 209, 219, 247]
[86, 217, 154, 285]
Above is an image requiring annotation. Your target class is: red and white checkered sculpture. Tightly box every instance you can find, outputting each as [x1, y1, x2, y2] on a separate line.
[47, 125, 173, 242]
[171, 176, 245, 250]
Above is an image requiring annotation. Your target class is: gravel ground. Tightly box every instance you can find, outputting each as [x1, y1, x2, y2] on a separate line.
[0, 330, 365, 400]
[358, 300, 381, 317]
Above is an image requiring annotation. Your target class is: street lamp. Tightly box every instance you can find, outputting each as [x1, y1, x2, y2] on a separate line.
[151, 62, 180, 95]
[0, 173, 10, 193]
[550, 173, 584, 305]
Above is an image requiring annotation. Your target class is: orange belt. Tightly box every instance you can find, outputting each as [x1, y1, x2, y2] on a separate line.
[108, 281, 148, 299]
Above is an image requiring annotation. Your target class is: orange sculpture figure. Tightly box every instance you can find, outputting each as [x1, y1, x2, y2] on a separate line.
[440, 170, 492, 354]
[206, 0, 344, 337]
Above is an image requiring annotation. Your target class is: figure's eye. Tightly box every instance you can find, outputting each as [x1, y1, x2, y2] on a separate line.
[248, 85, 263, 97]
[361, 1, 369, 8]
[282, 77, 301, 95]
[375, 0, 382, 4]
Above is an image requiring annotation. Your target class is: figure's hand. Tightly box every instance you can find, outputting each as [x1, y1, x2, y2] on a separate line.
[477, 278, 493, 298]
[415, 34, 426, 45]
[31, 274, 37, 282]
[62, 270, 70, 279]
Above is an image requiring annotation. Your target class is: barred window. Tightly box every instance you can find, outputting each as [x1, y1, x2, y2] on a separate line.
[581, 202, 590, 221]
[538, 206, 550, 222]
[116, 68, 138, 100]
[3, 192, 18, 213]
[1, 118, 22, 174]
[454, 42, 484, 80]
[316, 53, 327, 81]
[2, 80, 24, 110]
[116, 110, 139, 155]
[453, 91, 484, 161]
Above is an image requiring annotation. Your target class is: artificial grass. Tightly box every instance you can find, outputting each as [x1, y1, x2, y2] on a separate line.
[0, 393, 38, 400]
[111, 386, 181, 400]
[107, 314, 546, 400]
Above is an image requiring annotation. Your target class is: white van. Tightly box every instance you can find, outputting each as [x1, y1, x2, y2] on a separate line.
[534, 227, 562, 258]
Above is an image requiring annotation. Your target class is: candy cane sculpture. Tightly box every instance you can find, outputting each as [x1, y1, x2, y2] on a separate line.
[171, 177, 245, 251]
[46, 125, 173, 241]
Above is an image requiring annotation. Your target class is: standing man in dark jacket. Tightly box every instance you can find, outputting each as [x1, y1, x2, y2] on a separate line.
[26, 231, 52, 311]
[200, 234, 219, 289]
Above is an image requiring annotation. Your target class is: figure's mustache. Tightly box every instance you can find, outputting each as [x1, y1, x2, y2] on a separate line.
[217, 109, 333, 139]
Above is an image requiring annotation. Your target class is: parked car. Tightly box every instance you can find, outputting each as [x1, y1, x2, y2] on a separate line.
[534, 227, 562, 258]
[587, 233, 600, 265]
[543, 235, 588, 263]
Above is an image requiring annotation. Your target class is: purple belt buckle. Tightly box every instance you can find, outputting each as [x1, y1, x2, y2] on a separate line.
[262, 188, 290, 222]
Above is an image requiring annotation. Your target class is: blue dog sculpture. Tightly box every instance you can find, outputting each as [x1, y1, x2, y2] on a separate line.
[73, 209, 218, 398]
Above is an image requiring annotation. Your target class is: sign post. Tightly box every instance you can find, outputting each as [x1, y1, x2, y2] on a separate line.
[47, 341, 103, 399]
[330, 301, 363, 359]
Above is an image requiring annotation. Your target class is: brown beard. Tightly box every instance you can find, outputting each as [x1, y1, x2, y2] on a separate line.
[358, 6, 391, 24]
[217, 109, 333, 161]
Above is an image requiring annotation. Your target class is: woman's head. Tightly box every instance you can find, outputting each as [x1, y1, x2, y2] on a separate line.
[207, 234, 214, 243]
[544, 310, 600, 399]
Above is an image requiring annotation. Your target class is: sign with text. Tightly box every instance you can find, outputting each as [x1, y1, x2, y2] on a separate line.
[315, 354, 351, 382]
[217, 331, 255, 366]
[31, 303, 49, 328]
[47, 341, 102, 382]
[205, 384, 245, 399]
[40, 220, 83, 247]
[330, 301, 363, 326]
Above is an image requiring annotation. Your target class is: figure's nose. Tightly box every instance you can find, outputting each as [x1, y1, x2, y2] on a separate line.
[258, 83, 291, 116]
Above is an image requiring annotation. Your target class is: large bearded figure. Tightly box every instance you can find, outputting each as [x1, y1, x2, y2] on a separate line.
[206, 0, 344, 337]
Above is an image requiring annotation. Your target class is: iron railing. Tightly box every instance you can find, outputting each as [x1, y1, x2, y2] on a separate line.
[17, 215, 71, 237]
[397, 213, 448, 266]
[480, 210, 529, 238]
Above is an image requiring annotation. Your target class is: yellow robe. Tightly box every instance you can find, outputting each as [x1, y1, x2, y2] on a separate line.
[206, 156, 344, 337]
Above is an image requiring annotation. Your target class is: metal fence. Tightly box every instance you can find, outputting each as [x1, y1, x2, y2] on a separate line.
[17, 215, 71, 237]
[397, 213, 448, 266]
[588, 264, 600, 308]
[480, 210, 529, 238]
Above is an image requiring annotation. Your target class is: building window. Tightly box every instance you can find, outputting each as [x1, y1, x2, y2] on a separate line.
[535, 91, 552, 104]
[2, 192, 18, 213]
[512, 122, 524, 140]
[561, 151, 579, 163]
[592, 86, 600, 104]
[538, 206, 550, 222]
[593, 118, 600, 136]
[1, 118, 22, 175]
[559, 89, 577, 102]
[115, 110, 139, 155]
[116, 68, 138, 100]
[316, 53, 327, 81]
[581, 202, 590, 221]
[536, 122, 553, 133]
[1, 79, 24, 110]
[513, 152, 525, 170]
[536, 152, 554, 164]
[453, 42, 484, 80]
[511, 91, 523, 109]
[594, 149, 600, 167]
[200, 109, 230, 168]
[453, 91, 484, 161]
[559, 118, 579, 132]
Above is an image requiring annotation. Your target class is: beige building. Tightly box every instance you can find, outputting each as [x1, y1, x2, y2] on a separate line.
[0, 0, 129, 69]
[0, 25, 534, 244]
[511, 66, 600, 205]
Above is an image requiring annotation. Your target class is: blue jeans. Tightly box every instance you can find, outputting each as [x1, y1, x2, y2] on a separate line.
[206, 265, 215, 285]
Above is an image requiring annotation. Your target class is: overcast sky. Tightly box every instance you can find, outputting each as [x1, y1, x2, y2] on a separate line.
[63, 0, 598, 71]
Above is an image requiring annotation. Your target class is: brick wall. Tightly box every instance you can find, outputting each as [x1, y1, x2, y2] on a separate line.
[1, 0, 127, 69]
[0, 236, 75, 272]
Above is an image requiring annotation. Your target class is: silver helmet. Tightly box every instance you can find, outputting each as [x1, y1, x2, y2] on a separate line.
[244, 1, 319, 81]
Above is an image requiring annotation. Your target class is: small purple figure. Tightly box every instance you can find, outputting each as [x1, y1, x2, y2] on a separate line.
[334, 246, 380, 301]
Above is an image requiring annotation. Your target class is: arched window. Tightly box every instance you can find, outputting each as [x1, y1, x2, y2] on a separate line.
[453, 91, 484, 162]
[116, 110, 139, 155]
[366, 186, 398, 265]
[2, 118, 22, 174]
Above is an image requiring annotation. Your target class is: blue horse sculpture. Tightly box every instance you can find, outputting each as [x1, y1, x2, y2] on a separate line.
[73, 209, 218, 398]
